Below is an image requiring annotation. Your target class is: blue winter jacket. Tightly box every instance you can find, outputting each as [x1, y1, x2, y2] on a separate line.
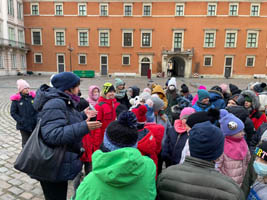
[33, 84, 89, 182]
[209, 90, 226, 110]
[192, 101, 215, 112]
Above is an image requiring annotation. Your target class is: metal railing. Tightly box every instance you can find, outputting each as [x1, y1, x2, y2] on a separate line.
[0, 38, 30, 50]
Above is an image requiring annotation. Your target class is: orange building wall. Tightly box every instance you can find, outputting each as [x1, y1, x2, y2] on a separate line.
[24, 1, 267, 77]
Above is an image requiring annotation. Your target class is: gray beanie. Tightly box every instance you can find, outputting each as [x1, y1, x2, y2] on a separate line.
[140, 92, 151, 102]
[151, 95, 164, 112]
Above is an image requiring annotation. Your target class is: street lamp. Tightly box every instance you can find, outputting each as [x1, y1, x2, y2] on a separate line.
[67, 43, 74, 72]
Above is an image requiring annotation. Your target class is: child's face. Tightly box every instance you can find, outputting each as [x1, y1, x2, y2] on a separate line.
[201, 98, 209, 105]
[244, 101, 252, 109]
[117, 85, 124, 90]
[256, 157, 267, 165]
[127, 90, 133, 97]
[232, 131, 245, 138]
[227, 99, 237, 107]
[93, 88, 99, 96]
[106, 91, 115, 99]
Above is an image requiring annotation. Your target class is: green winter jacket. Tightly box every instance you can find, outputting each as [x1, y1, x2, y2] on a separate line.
[75, 148, 156, 200]
[157, 156, 245, 200]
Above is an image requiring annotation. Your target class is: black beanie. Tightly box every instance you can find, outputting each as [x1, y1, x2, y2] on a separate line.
[116, 104, 128, 118]
[51, 72, 80, 91]
[253, 83, 267, 93]
[229, 84, 241, 95]
[181, 84, 189, 93]
[102, 111, 138, 152]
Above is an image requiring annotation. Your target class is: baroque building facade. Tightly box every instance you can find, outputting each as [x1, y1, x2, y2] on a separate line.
[23, 0, 267, 78]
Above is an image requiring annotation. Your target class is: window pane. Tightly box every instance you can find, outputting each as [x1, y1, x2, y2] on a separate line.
[205, 57, 211, 66]
[33, 32, 41, 45]
[247, 58, 254, 66]
[101, 5, 108, 16]
[226, 33, 236, 47]
[79, 32, 88, 46]
[0, 55, 3, 68]
[225, 58, 232, 66]
[247, 33, 257, 48]
[174, 33, 182, 48]
[229, 5, 237, 16]
[101, 56, 107, 64]
[251, 5, 259, 16]
[100, 32, 108, 46]
[32, 5, 38, 15]
[35, 55, 42, 63]
[142, 33, 151, 46]
[144, 5, 151, 16]
[208, 5, 216, 16]
[123, 56, 129, 65]
[56, 32, 64, 45]
[124, 33, 132, 46]
[205, 33, 214, 47]
[176, 5, 184, 16]
[56, 5, 63, 15]
[58, 56, 64, 63]
[124, 5, 132, 16]
[79, 55, 86, 64]
[79, 5, 86, 15]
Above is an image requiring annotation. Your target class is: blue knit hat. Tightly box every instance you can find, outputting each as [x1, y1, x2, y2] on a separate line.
[189, 121, 224, 161]
[219, 109, 244, 136]
[51, 72, 80, 92]
[198, 89, 210, 102]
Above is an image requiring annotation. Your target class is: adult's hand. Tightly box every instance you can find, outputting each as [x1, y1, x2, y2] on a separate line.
[86, 120, 102, 131]
[84, 107, 98, 120]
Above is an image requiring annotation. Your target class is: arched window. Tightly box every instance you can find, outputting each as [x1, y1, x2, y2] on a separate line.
[141, 57, 150, 63]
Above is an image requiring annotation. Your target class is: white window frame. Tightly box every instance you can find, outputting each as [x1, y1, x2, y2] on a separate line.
[122, 55, 130, 65]
[246, 56, 255, 67]
[229, 3, 239, 16]
[56, 53, 65, 72]
[8, 0, 14, 16]
[21, 55, 26, 68]
[18, 29, 24, 46]
[99, 29, 110, 47]
[31, 29, 42, 45]
[34, 53, 43, 64]
[172, 30, 184, 51]
[207, 3, 217, 16]
[78, 54, 87, 65]
[54, 29, 66, 46]
[122, 30, 133, 47]
[78, 3, 87, 16]
[8, 26, 16, 41]
[11, 53, 16, 68]
[225, 30, 237, 48]
[124, 3, 133, 16]
[17, 2, 23, 20]
[143, 3, 152, 16]
[31, 3, 39, 15]
[99, 3, 108, 16]
[0, 54, 3, 69]
[78, 29, 89, 46]
[175, 3, 184, 16]
[203, 55, 213, 67]
[141, 30, 152, 47]
[204, 30, 216, 48]
[55, 3, 63, 16]
[246, 30, 259, 48]
[250, 3, 260, 16]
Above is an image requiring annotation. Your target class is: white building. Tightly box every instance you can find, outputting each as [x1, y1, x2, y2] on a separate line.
[0, 0, 28, 75]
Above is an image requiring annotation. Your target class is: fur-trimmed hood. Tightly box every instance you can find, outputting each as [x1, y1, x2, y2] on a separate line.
[10, 91, 36, 101]
[241, 90, 260, 110]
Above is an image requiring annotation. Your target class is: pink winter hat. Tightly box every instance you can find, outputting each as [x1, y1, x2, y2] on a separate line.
[220, 83, 228, 93]
[180, 107, 196, 120]
[143, 87, 151, 94]
[17, 79, 30, 92]
[199, 85, 206, 90]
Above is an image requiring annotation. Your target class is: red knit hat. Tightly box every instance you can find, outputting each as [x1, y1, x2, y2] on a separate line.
[132, 105, 147, 123]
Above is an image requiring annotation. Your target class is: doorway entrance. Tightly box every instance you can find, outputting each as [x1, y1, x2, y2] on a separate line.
[141, 57, 150, 76]
[57, 54, 65, 72]
[168, 56, 185, 77]
[224, 56, 233, 78]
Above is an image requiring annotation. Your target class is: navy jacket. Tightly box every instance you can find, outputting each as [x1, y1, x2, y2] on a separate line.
[209, 90, 226, 109]
[10, 92, 37, 133]
[33, 84, 89, 182]
[162, 126, 188, 165]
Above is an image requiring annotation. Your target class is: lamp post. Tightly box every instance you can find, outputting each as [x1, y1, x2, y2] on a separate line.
[67, 44, 74, 72]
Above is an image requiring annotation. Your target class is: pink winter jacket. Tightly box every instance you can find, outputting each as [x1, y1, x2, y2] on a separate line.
[217, 136, 251, 186]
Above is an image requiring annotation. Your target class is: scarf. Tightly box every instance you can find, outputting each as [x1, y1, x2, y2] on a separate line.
[115, 89, 127, 99]
[224, 136, 248, 160]
[65, 91, 80, 103]
[197, 101, 212, 109]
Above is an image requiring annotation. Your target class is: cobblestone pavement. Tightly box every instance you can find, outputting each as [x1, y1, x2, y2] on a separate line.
[0, 74, 261, 199]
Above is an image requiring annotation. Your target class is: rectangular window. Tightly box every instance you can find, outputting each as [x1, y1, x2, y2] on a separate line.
[100, 4, 108, 16]
[207, 3, 216, 16]
[79, 31, 88, 46]
[79, 54, 87, 65]
[17, 2, 23, 19]
[123, 31, 133, 47]
[78, 3, 87, 16]
[225, 31, 237, 48]
[204, 56, 213, 67]
[175, 4, 184, 16]
[204, 31, 215, 48]
[21, 55, 26, 68]
[141, 32, 152, 47]
[247, 31, 258, 48]
[143, 4, 151, 16]
[8, 27, 16, 46]
[0, 54, 3, 69]
[122, 55, 130, 65]
[124, 4, 132, 16]
[8, 0, 14, 16]
[18, 30, 24, 48]
[251, 4, 260, 16]
[55, 30, 65, 46]
[34, 53, 42, 64]
[173, 32, 183, 50]
[55, 3, 63, 15]
[99, 30, 109, 47]
[31, 29, 42, 45]
[246, 56, 255, 67]
[229, 3, 238, 16]
[31, 3, 39, 15]
[11, 54, 16, 68]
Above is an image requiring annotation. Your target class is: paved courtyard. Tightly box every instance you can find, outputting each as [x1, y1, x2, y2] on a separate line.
[0, 74, 261, 199]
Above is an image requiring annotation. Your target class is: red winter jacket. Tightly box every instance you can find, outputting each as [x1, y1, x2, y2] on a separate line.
[81, 96, 119, 162]
[250, 110, 267, 130]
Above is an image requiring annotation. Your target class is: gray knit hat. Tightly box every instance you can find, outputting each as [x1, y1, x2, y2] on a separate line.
[151, 95, 164, 112]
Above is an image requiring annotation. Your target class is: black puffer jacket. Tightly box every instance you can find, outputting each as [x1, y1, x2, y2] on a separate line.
[33, 84, 89, 182]
[10, 92, 37, 133]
